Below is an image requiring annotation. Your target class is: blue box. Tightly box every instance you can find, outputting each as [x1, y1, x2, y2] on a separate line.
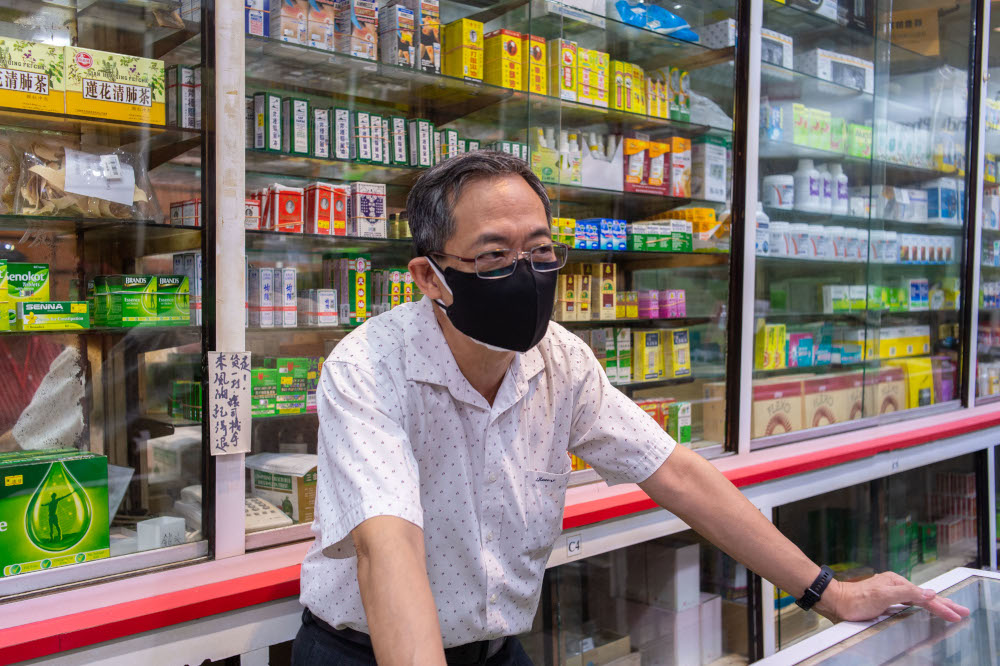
[246, 0, 270, 37]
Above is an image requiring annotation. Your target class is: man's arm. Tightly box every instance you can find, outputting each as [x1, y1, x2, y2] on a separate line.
[352, 516, 447, 666]
[639, 445, 969, 622]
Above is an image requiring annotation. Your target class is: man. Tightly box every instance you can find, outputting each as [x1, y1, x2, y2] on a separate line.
[294, 151, 967, 665]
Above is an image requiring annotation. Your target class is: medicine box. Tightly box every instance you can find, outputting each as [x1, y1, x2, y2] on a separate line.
[64, 48, 165, 125]
[271, 0, 307, 42]
[663, 328, 691, 377]
[633, 330, 664, 381]
[548, 38, 577, 101]
[378, 4, 416, 67]
[156, 275, 190, 325]
[334, 0, 378, 61]
[577, 47, 609, 108]
[333, 107, 351, 159]
[276, 357, 308, 414]
[0, 450, 110, 577]
[307, 0, 335, 49]
[668, 137, 691, 197]
[522, 34, 546, 95]
[667, 401, 691, 445]
[484, 29, 523, 91]
[691, 136, 728, 202]
[166, 65, 197, 129]
[408, 118, 434, 167]
[310, 107, 331, 158]
[7, 263, 50, 329]
[797, 48, 874, 94]
[246, 0, 271, 37]
[277, 267, 298, 328]
[698, 19, 736, 49]
[281, 97, 309, 155]
[251, 367, 278, 416]
[761, 28, 793, 70]
[15, 301, 89, 331]
[254, 92, 282, 152]
[246, 453, 318, 523]
[442, 18, 483, 80]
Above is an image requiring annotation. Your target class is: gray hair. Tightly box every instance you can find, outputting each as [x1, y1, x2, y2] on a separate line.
[405, 150, 552, 257]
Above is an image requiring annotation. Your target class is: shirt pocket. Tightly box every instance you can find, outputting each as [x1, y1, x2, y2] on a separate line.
[522, 469, 571, 555]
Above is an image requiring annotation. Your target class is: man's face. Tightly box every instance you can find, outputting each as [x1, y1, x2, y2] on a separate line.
[412, 173, 550, 306]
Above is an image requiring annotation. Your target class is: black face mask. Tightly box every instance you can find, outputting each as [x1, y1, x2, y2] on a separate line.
[428, 257, 557, 353]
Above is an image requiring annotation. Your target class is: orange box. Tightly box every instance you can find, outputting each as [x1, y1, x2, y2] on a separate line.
[305, 182, 332, 235]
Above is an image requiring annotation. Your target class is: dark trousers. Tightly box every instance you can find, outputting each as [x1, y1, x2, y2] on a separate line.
[292, 609, 535, 666]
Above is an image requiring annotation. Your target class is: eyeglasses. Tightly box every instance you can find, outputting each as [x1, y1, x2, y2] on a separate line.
[430, 242, 570, 279]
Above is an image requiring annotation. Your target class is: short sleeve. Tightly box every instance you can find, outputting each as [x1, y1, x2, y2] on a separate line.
[567, 345, 675, 486]
[315, 361, 423, 558]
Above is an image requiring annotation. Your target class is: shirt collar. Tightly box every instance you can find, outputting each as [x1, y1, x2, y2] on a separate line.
[404, 297, 546, 410]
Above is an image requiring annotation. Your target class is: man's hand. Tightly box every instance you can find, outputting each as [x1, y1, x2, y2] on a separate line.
[816, 572, 970, 623]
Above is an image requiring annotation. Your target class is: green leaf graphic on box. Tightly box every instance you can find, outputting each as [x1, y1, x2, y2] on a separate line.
[25, 462, 92, 552]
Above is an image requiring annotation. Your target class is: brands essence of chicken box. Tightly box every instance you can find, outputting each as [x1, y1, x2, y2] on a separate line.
[64, 48, 165, 125]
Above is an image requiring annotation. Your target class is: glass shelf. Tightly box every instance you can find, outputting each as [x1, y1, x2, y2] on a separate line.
[760, 63, 874, 101]
[0, 217, 201, 255]
[762, 208, 967, 235]
[556, 316, 714, 329]
[0, 106, 203, 144]
[76, 0, 202, 60]
[759, 139, 872, 166]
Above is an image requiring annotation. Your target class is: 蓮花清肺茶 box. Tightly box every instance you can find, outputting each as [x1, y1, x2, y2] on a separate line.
[64, 48, 164, 125]
[0, 39, 65, 114]
[0, 450, 109, 577]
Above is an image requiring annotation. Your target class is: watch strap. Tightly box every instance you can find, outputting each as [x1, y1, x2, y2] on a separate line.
[795, 565, 835, 611]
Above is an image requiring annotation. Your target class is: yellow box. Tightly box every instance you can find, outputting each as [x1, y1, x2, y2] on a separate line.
[633, 330, 664, 381]
[0, 39, 65, 114]
[443, 18, 483, 51]
[64, 48, 165, 125]
[754, 319, 788, 370]
[611, 61, 632, 112]
[443, 18, 483, 80]
[484, 29, 523, 90]
[443, 46, 483, 80]
[548, 38, 577, 101]
[630, 62, 645, 115]
[626, 291, 638, 319]
[522, 34, 547, 95]
[578, 274, 592, 321]
[886, 357, 935, 408]
[578, 48, 609, 107]
[663, 328, 690, 377]
[555, 274, 576, 321]
[484, 60, 522, 90]
[586, 263, 617, 320]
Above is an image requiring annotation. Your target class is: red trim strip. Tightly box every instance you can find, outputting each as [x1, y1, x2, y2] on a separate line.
[4, 409, 1000, 663]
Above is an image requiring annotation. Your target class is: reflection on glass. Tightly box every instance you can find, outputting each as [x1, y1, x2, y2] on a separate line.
[803, 576, 1000, 664]
[0, 0, 206, 590]
[518, 530, 749, 664]
[977, 2, 1000, 400]
[751, 0, 970, 445]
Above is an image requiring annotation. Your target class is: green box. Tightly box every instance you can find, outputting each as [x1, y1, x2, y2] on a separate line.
[389, 116, 408, 165]
[282, 97, 310, 156]
[15, 301, 90, 331]
[887, 518, 911, 577]
[251, 368, 278, 418]
[0, 259, 7, 332]
[276, 358, 308, 415]
[669, 220, 693, 253]
[254, 92, 282, 153]
[847, 124, 873, 159]
[156, 275, 190, 325]
[830, 117, 847, 154]
[7, 263, 50, 329]
[667, 401, 691, 445]
[920, 524, 937, 563]
[95, 275, 158, 327]
[0, 451, 109, 577]
[310, 106, 331, 159]
[792, 103, 809, 146]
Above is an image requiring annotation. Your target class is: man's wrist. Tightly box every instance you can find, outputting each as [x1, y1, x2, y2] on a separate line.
[813, 578, 842, 618]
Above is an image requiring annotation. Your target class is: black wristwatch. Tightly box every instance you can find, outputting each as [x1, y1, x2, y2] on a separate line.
[796, 565, 835, 611]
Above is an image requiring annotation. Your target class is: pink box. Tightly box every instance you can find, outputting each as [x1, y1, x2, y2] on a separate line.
[639, 290, 659, 319]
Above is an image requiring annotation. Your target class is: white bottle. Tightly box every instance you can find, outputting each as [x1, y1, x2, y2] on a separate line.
[830, 164, 849, 215]
[793, 159, 821, 213]
[755, 202, 770, 256]
[817, 164, 833, 213]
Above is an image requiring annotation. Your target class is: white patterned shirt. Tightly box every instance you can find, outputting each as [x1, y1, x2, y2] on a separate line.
[300, 296, 675, 647]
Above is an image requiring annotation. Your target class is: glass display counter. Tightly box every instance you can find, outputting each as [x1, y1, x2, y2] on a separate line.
[751, 0, 974, 446]
[0, 0, 210, 595]
[760, 567, 1000, 665]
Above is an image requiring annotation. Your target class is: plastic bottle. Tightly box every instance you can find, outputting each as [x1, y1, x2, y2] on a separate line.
[830, 164, 849, 215]
[793, 159, 821, 213]
[755, 202, 770, 256]
[762, 174, 794, 209]
[769, 221, 789, 256]
[817, 164, 833, 213]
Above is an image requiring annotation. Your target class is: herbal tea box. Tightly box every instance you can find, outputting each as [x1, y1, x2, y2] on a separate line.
[0, 451, 110, 577]
[15, 302, 90, 331]
[7, 263, 50, 329]
[0, 39, 65, 114]
[246, 453, 317, 523]
[64, 48, 165, 125]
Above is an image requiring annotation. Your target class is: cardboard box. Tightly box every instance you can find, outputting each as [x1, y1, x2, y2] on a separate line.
[246, 0, 271, 37]
[484, 29, 523, 90]
[691, 136, 728, 202]
[442, 18, 483, 80]
[305, 182, 333, 235]
[668, 137, 691, 197]
[761, 28, 793, 69]
[0, 450, 110, 577]
[667, 401, 691, 445]
[15, 301, 89, 331]
[886, 357, 935, 408]
[798, 48, 874, 94]
[276, 357, 308, 414]
[156, 275, 190, 325]
[633, 330, 663, 381]
[7, 263, 50, 330]
[663, 329, 690, 378]
[522, 34, 546, 95]
[577, 47, 609, 107]
[752, 378, 803, 438]
[378, 4, 416, 66]
[548, 38, 577, 101]
[334, 0, 378, 60]
[166, 65, 197, 128]
[328, 253, 371, 325]
[310, 106, 331, 158]
[254, 92, 282, 152]
[251, 367, 278, 416]
[246, 453, 317, 523]
[307, 0, 335, 49]
[281, 97, 309, 155]
[272, 0, 307, 42]
[64, 48, 165, 124]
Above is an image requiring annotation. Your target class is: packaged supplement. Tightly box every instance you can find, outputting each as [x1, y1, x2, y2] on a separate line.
[668, 137, 691, 197]
[275, 357, 308, 414]
[633, 330, 664, 381]
[484, 29, 523, 91]
[308, 0, 336, 49]
[311, 107, 331, 158]
[378, 4, 416, 67]
[0, 450, 110, 577]
[334, 0, 379, 61]
[548, 38, 577, 101]
[251, 368, 278, 417]
[667, 401, 692, 445]
[65, 48, 165, 125]
[691, 136, 727, 202]
[15, 302, 89, 331]
[282, 97, 309, 155]
[272, 0, 307, 42]
[156, 275, 190, 325]
[7, 263, 50, 329]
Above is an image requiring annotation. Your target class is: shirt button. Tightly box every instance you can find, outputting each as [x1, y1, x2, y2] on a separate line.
[488, 473, 497, 483]
[490, 593, 498, 604]
[486, 531, 494, 542]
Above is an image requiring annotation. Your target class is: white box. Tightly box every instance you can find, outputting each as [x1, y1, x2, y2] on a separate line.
[137, 516, 186, 551]
[797, 48, 874, 94]
[279, 267, 297, 327]
[334, 108, 351, 160]
[699, 593, 722, 664]
[630, 541, 700, 611]
[761, 28, 793, 70]
[691, 137, 727, 202]
[246, 453, 318, 523]
[581, 135, 624, 191]
[698, 19, 736, 49]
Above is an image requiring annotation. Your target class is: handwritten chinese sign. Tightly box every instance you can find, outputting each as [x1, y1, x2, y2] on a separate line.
[208, 351, 251, 456]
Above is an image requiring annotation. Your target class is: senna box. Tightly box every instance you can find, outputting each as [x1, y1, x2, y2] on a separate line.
[16, 301, 90, 331]
[1, 450, 109, 577]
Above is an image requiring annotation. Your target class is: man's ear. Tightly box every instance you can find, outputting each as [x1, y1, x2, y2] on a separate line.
[408, 257, 452, 306]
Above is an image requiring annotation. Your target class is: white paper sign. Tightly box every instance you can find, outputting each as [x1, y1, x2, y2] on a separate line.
[208, 351, 252, 455]
[63, 149, 136, 206]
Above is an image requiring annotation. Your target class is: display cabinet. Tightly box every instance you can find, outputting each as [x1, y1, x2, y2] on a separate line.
[978, 2, 1000, 402]
[0, 1, 210, 595]
[750, 0, 975, 447]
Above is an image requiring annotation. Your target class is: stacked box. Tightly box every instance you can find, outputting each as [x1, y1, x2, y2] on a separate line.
[276, 357, 308, 414]
[379, 4, 416, 67]
[484, 29, 523, 90]
[442, 18, 483, 81]
[64, 48, 165, 125]
[251, 368, 278, 417]
[310, 107, 331, 159]
[577, 48, 609, 107]
[7, 263, 49, 330]
[166, 65, 197, 129]
[548, 38, 577, 101]
[522, 34, 546, 95]
[246, 453, 318, 522]
[308, 0, 335, 50]
[326, 253, 371, 325]
[248, 267, 276, 328]
[349, 182, 387, 238]
[272, 0, 307, 42]
[94, 275, 157, 327]
[334, 0, 378, 59]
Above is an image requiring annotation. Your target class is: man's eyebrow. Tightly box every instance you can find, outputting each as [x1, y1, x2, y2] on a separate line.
[473, 227, 552, 247]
